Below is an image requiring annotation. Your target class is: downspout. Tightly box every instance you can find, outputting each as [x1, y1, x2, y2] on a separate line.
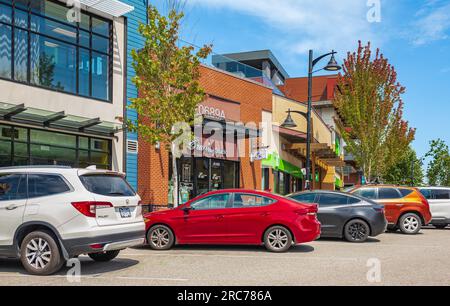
[123, 16, 128, 174]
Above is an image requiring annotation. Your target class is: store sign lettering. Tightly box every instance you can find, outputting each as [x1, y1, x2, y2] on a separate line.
[188, 138, 227, 157]
[197, 105, 226, 120]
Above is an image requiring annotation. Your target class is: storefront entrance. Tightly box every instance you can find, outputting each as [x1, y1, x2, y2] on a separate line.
[177, 157, 240, 203]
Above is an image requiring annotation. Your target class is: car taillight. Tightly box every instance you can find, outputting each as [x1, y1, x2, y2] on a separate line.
[71, 202, 113, 218]
[296, 204, 318, 216]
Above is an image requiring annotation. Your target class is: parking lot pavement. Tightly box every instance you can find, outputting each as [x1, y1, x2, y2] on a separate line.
[1, 227, 450, 286]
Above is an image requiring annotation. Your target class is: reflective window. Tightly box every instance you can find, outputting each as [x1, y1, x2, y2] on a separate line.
[419, 189, 432, 200]
[399, 188, 414, 197]
[28, 174, 71, 198]
[432, 189, 450, 200]
[0, 173, 27, 201]
[353, 188, 377, 199]
[233, 193, 275, 208]
[80, 175, 135, 197]
[0, 0, 112, 101]
[317, 193, 349, 206]
[378, 188, 401, 199]
[191, 194, 230, 210]
[291, 193, 317, 204]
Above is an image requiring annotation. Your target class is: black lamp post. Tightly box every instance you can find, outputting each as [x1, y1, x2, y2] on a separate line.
[281, 50, 341, 190]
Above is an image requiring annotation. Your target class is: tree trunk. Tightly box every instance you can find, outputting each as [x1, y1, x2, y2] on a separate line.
[171, 142, 179, 207]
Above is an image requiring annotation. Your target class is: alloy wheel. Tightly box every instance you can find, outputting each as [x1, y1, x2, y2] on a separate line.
[150, 228, 170, 249]
[347, 222, 368, 241]
[26, 238, 52, 270]
[267, 229, 289, 250]
[403, 216, 419, 233]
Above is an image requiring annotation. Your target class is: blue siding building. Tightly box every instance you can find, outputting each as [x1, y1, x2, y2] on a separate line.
[122, 0, 148, 189]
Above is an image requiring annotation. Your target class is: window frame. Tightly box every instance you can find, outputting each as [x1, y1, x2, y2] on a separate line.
[190, 193, 232, 211]
[0, 0, 113, 102]
[26, 172, 73, 199]
[231, 193, 276, 209]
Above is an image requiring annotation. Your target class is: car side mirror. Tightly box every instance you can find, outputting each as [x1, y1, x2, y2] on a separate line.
[182, 206, 192, 214]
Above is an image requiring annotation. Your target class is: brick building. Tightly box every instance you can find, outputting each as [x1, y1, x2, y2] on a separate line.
[138, 65, 273, 208]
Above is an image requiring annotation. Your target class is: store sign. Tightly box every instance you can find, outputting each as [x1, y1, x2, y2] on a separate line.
[188, 137, 227, 157]
[251, 148, 268, 162]
[197, 105, 226, 121]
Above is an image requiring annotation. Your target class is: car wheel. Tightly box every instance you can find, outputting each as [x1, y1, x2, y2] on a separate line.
[88, 250, 120, 262]
[344, 219, 370, 243]
[399, 213, 422, 234]
[434, 224, 448, 229]
[147, 225, 175, 250]
[264, 226, 293, 253]
[20, 231, 63, 276]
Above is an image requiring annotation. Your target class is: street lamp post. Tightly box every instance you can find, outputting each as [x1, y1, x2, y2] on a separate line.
[282, 50, 341, 191]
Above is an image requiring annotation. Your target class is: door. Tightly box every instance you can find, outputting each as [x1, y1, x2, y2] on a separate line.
[316, 193, 351, 237]
[0, 173, 27, 246]
[429, 189, 450, 222]
[224, 193, 276, 244]
[377, 188, 403, 224]
[179, 193, 231, 243]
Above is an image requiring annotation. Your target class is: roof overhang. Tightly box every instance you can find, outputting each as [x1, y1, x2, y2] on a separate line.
[78, 0, 134, 18]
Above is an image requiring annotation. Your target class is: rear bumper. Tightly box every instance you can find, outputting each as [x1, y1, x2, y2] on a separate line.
[371, 217, 388, 237]
[63, 230, 145, 257]
[293, 218, 321, 244]
[431, 218, 450, 225]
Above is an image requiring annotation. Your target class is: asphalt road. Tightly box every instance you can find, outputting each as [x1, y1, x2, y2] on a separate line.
[1, 226, 449, 286]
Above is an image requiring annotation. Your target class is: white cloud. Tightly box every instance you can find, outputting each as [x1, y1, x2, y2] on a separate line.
[187, 0, 381, 55]
[412, 1, 450, 45]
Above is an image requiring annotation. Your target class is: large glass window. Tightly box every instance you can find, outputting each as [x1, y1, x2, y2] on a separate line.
[0, 124, 112, 169]
[0, 0, 112, 101]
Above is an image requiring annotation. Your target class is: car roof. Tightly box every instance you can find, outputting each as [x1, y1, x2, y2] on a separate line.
[352, 185, 416, 190]
[289, 190, 354, 196]
[417, 186, 450, 190]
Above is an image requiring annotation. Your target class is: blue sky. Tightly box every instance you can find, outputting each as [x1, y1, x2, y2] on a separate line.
[155, 0, 450, 161]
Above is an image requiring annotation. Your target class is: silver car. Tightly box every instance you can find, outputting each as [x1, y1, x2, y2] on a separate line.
[418, 187, 450, 229]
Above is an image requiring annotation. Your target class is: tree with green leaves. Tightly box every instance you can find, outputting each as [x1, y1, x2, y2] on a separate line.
[383, 146, 423, 186]
[334, 41, 415, 182]
[426, 139, 450, 186]
[128, 4, 212, 206]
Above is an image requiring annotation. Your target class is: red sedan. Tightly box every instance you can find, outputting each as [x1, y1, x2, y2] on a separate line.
[144, 189, 320, 252]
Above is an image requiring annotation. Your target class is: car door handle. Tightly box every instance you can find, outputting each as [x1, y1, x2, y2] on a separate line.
[6, 204, 19, 211]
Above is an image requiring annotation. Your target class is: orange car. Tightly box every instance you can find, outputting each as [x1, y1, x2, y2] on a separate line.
[349, 185, 432, 234]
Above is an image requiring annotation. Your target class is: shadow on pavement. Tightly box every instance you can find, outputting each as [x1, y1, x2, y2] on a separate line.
[0, 257, 140, 276]
[133, 244, 315, 253]
[317, 237, 381, 243]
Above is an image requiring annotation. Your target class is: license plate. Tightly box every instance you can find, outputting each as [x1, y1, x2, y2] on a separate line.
[119, 207, 132, 218]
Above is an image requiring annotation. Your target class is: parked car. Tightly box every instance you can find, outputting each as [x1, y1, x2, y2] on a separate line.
[349, 185, 432, 235]
[144, 189, 320, 253]
[417, 187, 450, 229]
[288, 191, 387, 242]
[0, 166, 145, 275]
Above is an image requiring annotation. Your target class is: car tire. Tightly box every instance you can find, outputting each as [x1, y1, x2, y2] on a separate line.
[20, 231, 64, 276]
[386, 225, 398, 232]
[398, 213, 422, 234]
[88, 250, 120, 262]
[344, 219, 370, 243]
[434, 224, 448, 229]
[147, 225, 175, 250]
[263, 226, 293, 253]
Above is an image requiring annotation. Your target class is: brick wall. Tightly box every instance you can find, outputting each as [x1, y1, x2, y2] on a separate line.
[138, 65, 273, 206]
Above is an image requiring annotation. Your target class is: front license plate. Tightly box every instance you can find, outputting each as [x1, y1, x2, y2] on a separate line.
[119, 207, 131, 218]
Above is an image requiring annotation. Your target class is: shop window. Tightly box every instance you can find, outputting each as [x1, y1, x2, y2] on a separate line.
[0, 0, 112, 101]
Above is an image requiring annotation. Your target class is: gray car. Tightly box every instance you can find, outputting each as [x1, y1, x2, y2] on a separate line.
[288, 191, 388, 242]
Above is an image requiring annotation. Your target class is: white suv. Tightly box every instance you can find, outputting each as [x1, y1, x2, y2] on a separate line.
[418, 187, 450, 229]
[0, 166, 145, 275]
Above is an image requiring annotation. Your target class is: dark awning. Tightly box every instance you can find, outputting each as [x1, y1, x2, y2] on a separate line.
[0, 102, 122, 137]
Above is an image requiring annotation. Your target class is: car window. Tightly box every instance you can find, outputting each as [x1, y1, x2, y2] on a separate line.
[0, 173, 27, 201]
[419, 189, 432, 199]
[233, 193, 275, 208]
[347, 196, 362, 204]
[79, 174, 135, 197]
[353, 188, 377, 199]
[378, 188, 402, 199]
[399, 188, 414, 197]
[290, 193, 316, 203]
[28, 174, 71, 198]
[191, 194, 230, 210]
[432, 189, 450, 200]
[317, 193, 349, 206]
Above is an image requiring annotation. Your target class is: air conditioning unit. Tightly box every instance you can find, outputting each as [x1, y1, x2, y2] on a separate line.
[127, 140, 138, 154]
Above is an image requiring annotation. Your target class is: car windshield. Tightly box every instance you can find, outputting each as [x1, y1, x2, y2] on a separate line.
[79, 174, 136, 197]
